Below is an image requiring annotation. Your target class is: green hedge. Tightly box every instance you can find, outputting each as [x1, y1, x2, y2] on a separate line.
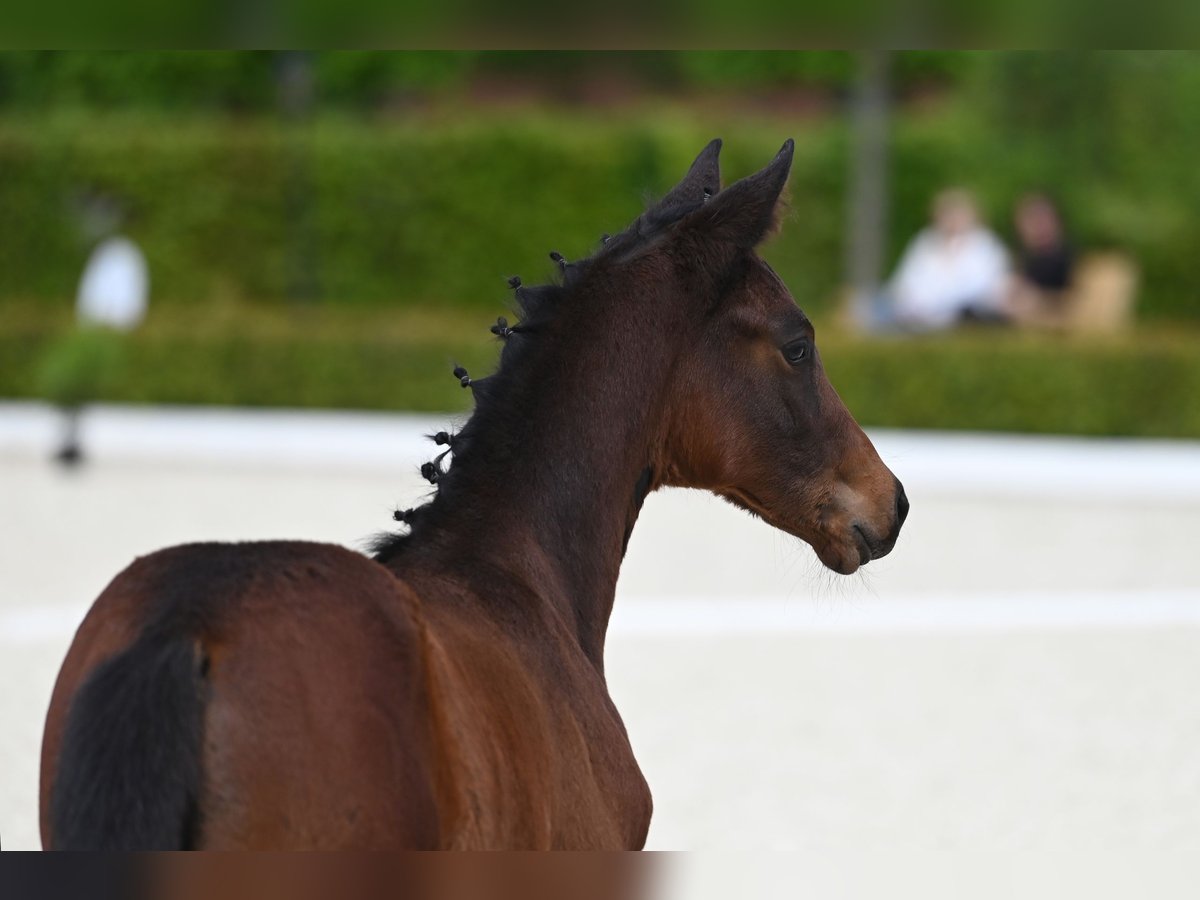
[4, 306, 1199, 437]
[2, 106, 1198, 321]
[0, 115, 850, 314]
[821, 332, 1200, 438]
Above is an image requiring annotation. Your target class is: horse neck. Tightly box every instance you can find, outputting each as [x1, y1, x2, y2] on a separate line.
[404, 275, 688, 666]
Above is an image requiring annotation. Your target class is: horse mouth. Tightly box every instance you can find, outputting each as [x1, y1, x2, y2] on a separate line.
[813, 534, 867, 576]
[851, 525, 874, 565]
[813, 524, 884, 576]
[721, 488, 880, 576]
[854, 521, 900, 562]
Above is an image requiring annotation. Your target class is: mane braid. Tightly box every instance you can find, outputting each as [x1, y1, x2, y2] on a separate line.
[368, 189, 706, 564]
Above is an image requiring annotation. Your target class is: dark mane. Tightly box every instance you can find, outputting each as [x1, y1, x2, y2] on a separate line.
[367, 193, 708, 564]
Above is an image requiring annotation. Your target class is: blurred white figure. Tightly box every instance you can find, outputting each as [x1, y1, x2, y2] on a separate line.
[887, 189, 1009, 331]
[52, 235, 148, 464]
[76, 236, 149, 332]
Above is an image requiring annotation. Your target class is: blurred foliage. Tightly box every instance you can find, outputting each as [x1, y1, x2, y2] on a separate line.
[0, 52, 963, 109]
[676, 50, 968, 89]
[821, 331, 1200, 438]
[4, 304, 1199, 437]
[35, 326, 126, 407]
[0, 114, 850, 313]
[2, 86, 1198, 319]
[2, 51, 1200, 437]
[0, 52, 280, 110]
[5, 0, 1196, 48]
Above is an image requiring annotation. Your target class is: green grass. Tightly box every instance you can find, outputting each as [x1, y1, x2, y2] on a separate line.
[5, 300, 1200, 437]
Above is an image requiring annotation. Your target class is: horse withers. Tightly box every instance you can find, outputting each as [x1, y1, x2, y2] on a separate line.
[40, 139, 907, 849]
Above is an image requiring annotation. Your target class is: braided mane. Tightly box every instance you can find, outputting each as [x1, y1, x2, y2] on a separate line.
[368, 192, 709, 564]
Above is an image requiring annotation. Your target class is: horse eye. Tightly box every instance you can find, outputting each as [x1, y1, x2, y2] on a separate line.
[783, 340, 809, 364]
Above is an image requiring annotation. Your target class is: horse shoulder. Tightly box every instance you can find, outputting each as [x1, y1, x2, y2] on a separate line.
[409, 581, 650, 848]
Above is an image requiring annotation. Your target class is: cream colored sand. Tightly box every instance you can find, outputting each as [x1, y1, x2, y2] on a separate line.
[2, 404, 1199, 867]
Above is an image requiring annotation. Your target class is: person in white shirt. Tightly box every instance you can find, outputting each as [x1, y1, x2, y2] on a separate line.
[76, 235, 149, 332]
[886, 189, 1010, 331]
[47, 231, 150, 465]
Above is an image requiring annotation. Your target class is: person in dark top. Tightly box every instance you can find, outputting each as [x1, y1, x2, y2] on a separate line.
[1009, 192, 1075, 326]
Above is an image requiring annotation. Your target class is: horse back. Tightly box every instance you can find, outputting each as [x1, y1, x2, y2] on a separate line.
[40, 540, 440, 850]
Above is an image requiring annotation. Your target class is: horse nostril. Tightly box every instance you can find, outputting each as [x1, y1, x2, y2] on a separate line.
[895, 479, 909, 527]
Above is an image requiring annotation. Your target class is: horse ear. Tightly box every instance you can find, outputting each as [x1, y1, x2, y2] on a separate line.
[688, 139, 793, 250]
[657, 138, 723, 209]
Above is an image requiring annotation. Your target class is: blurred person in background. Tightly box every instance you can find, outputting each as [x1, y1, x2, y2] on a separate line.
[39, 194, 148, 465]
[1006, 191, 1076, 328]
[879, 188, 1011, 332]
[76, 234, 149, 333]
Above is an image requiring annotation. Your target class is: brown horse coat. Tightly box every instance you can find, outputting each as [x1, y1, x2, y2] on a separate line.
[42, 541, 649, 848]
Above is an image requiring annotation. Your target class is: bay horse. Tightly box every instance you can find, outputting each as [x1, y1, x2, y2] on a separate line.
[39, 139, 908, 850]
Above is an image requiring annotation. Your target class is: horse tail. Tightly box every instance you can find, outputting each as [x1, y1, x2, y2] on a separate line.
[50, 631, 208, 850]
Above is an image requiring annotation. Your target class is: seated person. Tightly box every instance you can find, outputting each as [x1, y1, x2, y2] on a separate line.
[1007, 192, 1076, 327]
[886, 189, 1010, 331]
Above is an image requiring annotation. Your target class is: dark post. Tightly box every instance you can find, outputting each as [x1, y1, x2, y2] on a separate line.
[278, 52, 319, 305]
[845, 49, 892, 326]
